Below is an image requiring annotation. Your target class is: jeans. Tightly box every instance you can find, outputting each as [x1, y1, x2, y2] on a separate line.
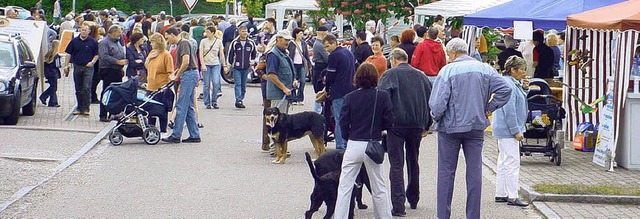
[331, 97, 346, 149]
[232, 68, 250, 103]
[99, 68, 123, 118]
[40, 78, 58, 106]
[202, 64, 222, 106]
[437, 130, 484, 219]
[171, 69, 201, 140]
[293, 64, 306, 102]
[73, 65, 93, 112]
[91, 60, 101, 102]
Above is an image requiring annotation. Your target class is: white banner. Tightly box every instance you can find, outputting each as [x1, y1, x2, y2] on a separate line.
[0, 19, 47, 60]
[593, 78, 616, 167]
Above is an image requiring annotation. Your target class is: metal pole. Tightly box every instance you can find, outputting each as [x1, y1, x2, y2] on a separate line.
[225, 1, 229, 20]
[72, 0, 75, 14]
[170, 0, 173, 16]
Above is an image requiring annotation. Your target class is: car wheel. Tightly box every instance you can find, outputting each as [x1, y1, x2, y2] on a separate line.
[4, 91, 21, 125]
[22, 84, 37, 116]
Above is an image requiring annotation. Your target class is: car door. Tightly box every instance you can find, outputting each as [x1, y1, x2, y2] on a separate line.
[16, 40, 34, 107]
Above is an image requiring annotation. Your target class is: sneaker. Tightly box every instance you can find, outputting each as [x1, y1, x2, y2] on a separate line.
[292, 101, 299, 106]
[507, 198, 529, 207]
[81, 111, 90, 116]
[72, 110, 82, 115]
[298, 101, 304, 106]
[161, 132, 171, 139]
[198, 123, 204, 128]
[235, 101, 246, 108]
[495, 197, 508, 203]
[182, 137, 201, 143]
[206, 105, 212, 109]
[161, 136, 181, 143]
[391, 210, 406, 217]
[213, 104, 219, 109]
[198, 93, 204, 99]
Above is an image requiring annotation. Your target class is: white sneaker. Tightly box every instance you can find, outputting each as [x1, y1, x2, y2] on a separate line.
[161, 132, 172, 139]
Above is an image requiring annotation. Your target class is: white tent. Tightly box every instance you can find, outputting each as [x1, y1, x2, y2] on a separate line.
[265, 0, 320, 30]
[414, 0, 512, 25]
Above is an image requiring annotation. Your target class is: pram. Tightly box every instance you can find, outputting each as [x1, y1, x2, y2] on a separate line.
[102, 78, 174, 146]
[520, 79, 566, 166]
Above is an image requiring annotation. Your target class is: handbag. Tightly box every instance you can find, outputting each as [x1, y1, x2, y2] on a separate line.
[365, 89, 385, 164]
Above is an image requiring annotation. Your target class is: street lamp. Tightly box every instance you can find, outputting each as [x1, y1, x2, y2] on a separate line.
[170, 0, 174, 16]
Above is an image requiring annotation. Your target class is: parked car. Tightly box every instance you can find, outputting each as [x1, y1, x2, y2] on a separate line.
[0, 33, 38, 125]
[0, 6, 31, 19]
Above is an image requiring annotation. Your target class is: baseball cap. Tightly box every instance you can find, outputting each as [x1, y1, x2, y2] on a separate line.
[275, 29, 294, 40]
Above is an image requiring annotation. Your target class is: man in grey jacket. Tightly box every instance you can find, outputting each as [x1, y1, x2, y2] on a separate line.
[429, 38, 511, 219]
[378, 48, 432, 216]
[311, 26, 330, 113]
[98, 25, 128, 122]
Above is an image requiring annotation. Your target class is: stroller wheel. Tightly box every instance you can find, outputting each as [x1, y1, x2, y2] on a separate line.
[109, 130, 123, 146]
[554, 143, 562, 166]
[143, 127, 161, 145]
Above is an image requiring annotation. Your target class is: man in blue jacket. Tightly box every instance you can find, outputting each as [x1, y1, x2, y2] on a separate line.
[323, 34, 356, 149]
[429, 38, 511, 219]
[227, 26, 257, 108]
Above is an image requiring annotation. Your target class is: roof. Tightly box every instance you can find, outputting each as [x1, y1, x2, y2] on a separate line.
[464, 0, 626, 30]
[414, 0, 512, 17]
[567, 0, 640, 31]
[265, 0, 320, 11]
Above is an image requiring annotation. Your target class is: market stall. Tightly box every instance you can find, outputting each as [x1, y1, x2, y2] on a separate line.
[566, 0, 640, 169]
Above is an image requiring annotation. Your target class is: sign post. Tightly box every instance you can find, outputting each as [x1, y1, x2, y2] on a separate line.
[183, 0, 198, 14]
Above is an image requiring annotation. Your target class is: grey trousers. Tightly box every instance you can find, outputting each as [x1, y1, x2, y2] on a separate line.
[437, 130, 484, 219]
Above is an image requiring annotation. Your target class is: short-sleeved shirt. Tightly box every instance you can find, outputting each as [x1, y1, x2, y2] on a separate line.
[176, 39, 198, 70]
[65, 36, 99, 66]
[199, 37, 224, 65]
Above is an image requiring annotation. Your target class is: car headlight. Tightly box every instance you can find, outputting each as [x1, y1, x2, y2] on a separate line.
[0, 81, 6, 92]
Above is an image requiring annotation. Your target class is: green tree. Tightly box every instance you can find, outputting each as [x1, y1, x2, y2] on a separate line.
[315, 0, 428, 30]
[242, 0, 278, 18]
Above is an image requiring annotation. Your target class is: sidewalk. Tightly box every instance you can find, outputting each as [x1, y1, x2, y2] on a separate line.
[7, 76, 108, 132]
[482, 132, 640, 217]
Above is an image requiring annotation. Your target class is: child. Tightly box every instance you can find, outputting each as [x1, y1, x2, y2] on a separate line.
[39, 40, 67, 107]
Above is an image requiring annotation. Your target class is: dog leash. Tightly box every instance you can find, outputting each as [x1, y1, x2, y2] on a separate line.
[275, 88, 296, 109]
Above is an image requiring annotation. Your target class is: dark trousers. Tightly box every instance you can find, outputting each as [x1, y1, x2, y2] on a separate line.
[387, 127, 423, 212]
[99, 68, 123, 118]
[91, 60, 101, 102]
[73, 65, 93, 112]
[147, 91, 169, 133]
[312, 62, 327, 93]
[437, 130, 484, 219]
[261, 79, 271, 150]
[40, 78, 59, 106]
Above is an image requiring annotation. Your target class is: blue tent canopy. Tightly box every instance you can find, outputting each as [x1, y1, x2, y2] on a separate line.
[464, 0, 626, 30]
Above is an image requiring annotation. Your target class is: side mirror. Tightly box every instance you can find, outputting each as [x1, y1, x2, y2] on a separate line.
[21, 61, 36, 69]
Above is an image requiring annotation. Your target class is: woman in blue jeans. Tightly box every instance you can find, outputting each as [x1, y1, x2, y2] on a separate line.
[199, 26, 227, 109]
[287, 27, 311, 105]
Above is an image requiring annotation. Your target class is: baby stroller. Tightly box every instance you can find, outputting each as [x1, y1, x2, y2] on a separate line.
[102, 78, 174, 146]
[520, 79, 566, 166]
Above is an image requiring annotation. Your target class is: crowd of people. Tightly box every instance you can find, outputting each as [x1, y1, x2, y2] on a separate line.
[8, 2, 567, 216]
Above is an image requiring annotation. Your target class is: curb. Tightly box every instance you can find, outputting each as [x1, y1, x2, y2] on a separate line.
[0, 125, 101, 134]
[481, 153, 640, 216]
[0, 122, 115, 213]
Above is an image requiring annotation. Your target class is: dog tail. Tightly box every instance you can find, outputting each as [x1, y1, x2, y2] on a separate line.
[305, 152, 320, 181]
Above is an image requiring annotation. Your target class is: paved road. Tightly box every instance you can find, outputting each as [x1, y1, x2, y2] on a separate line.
[1, 84, 540, 218]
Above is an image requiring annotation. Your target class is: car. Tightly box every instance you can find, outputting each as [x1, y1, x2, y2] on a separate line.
[0, 6, 31, 20]
[0, 33, 38, 125]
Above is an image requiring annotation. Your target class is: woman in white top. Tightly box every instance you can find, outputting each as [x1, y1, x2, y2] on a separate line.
[199, 26, 227, 109]
[286, 28, 311, 105]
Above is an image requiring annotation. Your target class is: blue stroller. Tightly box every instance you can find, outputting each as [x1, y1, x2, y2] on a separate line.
[102, 79, 174, 145]
[520, 79, 566, 166]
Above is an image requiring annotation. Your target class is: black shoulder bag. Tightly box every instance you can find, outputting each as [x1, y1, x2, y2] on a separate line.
[365, 89, 385, 164]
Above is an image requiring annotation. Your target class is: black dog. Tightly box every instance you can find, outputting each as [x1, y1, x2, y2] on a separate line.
[264, 107, 326, 164]
[304, 150, 371, 219]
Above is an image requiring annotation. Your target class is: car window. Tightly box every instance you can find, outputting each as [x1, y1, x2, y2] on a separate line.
[0, 42, 16, 68]
[16, 40, 32, 63]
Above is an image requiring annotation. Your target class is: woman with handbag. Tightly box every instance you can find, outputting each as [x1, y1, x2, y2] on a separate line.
[199, 26, 227, 109]
[335, 63, 394, 219]
[287, 27, 312, 105]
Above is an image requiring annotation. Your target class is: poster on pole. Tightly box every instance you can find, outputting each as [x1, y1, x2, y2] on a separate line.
[183, 0, 199, 12]
[593, 78, 616, 167]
